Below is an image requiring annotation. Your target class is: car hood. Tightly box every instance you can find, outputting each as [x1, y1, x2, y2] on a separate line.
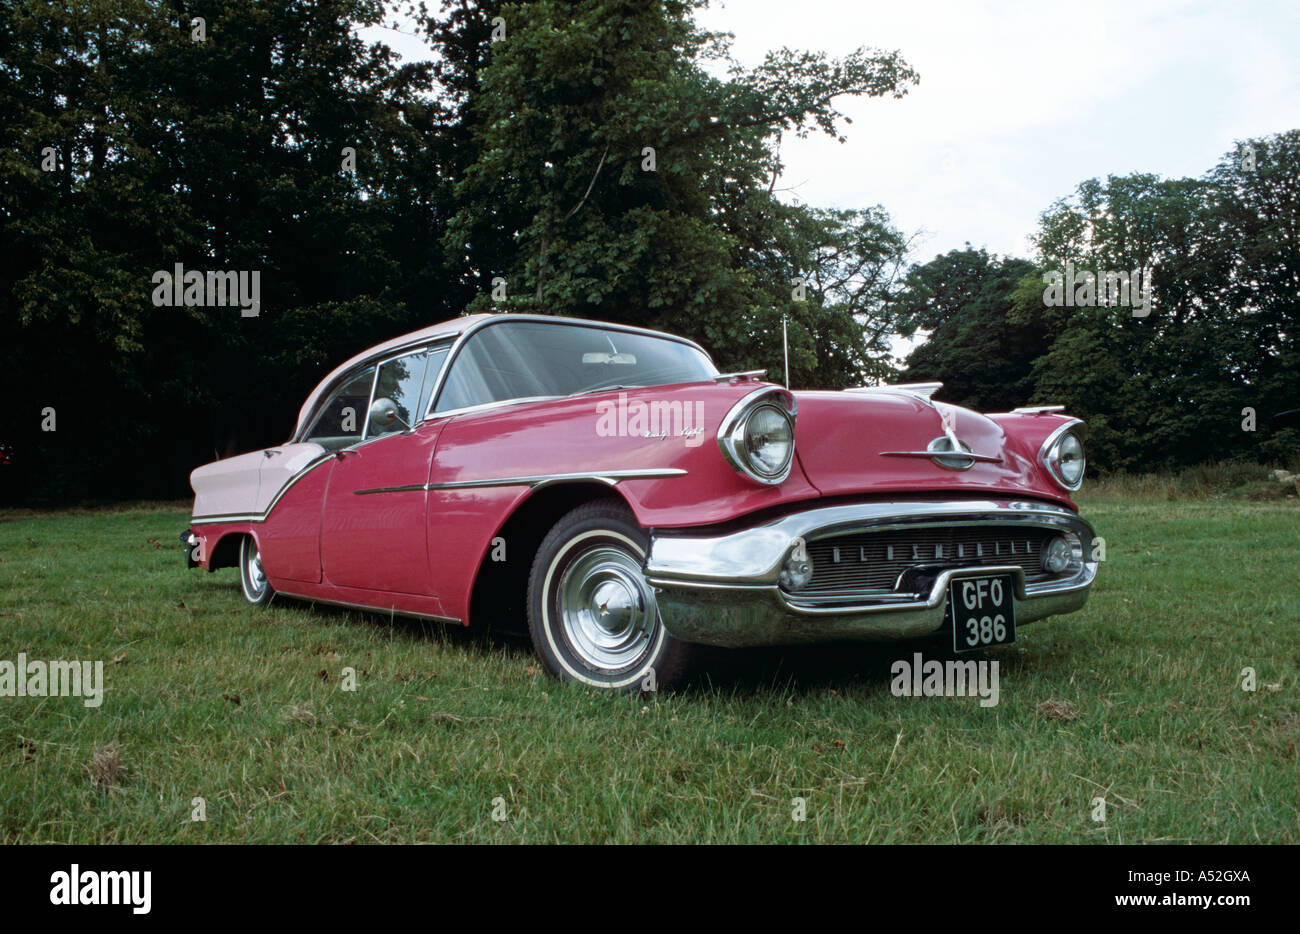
[791, 389, 1073, 506]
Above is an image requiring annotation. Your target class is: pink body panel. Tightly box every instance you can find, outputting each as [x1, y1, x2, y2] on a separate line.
[790, 391, 1076, 509]
[426, 383, 821, 528]
[425, 485, 531, 621]
[257, 457, 332, 582]
[320, 425, 445, 594]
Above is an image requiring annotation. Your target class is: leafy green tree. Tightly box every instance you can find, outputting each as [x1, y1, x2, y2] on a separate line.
[895, 248, 1049, 412]
[437, 0, 918, 385]
[0, 0, 447, 501]
[1011, 132, 1299, 471]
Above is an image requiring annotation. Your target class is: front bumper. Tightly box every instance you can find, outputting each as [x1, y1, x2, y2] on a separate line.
[645, 499, 1098, 648]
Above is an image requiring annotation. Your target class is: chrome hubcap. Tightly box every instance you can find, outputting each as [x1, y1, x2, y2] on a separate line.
[245, 541, 267, 597]
[558, 545, 658, 671]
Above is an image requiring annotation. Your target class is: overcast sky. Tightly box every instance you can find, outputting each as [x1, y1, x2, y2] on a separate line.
[365, 0, 1300, 264]
[694, 0, 1300, 263]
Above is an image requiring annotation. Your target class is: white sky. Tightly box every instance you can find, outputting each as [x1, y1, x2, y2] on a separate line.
[365, 0, 1300, 264]
[695, 0, 1300, 263]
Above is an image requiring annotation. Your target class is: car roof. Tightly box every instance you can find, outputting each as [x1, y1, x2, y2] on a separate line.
[291, 313, 711, 440]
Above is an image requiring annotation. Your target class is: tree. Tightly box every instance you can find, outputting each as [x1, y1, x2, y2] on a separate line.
[0, 0, 446, 501]
[437, 0, 918, 384]
[895, 248, 1049, 413]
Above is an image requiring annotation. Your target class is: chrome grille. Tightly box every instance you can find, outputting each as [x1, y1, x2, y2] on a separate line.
[804, 525, 1062, 595]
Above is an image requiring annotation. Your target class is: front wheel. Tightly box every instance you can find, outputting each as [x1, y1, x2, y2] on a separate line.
[527, 501, 693, 692]
[239, 535, 276, 606]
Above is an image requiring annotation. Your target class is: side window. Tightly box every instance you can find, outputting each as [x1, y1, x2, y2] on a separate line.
[304, 367, 375, 449]
[366, 350, 430, 439]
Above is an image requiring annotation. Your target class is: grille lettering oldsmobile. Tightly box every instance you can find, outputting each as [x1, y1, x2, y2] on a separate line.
[832, 540, 1038, 563]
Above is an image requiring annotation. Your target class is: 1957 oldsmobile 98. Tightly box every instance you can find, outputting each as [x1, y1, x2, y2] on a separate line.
[183, 313, 1097, 691]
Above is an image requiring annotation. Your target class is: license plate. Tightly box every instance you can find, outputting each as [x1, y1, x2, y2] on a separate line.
[948, 575, 1016, 652]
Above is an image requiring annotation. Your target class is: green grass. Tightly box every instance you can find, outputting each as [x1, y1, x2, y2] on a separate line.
[0, 496, 1296, 843]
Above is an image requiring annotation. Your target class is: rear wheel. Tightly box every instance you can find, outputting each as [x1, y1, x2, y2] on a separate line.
[239, 535, 275, 606]
[527, 500, 693, 692]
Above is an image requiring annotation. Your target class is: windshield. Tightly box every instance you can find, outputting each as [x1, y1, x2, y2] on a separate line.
[433, 320, 716, 413]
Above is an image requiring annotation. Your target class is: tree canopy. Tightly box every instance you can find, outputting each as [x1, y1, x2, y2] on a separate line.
[0, 0, 918, 502]
[901, 131, 1300, 472]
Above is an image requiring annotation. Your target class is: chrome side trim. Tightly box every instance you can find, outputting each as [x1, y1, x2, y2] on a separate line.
[190, 513, 264, 525]
[880, 450, 1002, 464]
[275, 590, 462, 626]
[354, 468, 688, 495]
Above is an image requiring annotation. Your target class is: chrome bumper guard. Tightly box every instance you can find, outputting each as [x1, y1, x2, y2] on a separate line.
[645, 500, 1098, 648]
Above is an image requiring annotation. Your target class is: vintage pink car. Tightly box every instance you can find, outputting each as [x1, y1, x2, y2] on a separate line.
[183, 313, 1097, 691]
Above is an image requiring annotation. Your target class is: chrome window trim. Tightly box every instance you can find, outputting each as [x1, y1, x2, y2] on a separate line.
[359, 361, 381, 440]
[296, 338, 455, 445]
[423, 395, 566, 422]
[425, 315, 717, 420]
[1038, 419, 1085, 492]
[716, 387, 798, 486]
[361, 342, 451, 440]
[300, 364, 378, 446]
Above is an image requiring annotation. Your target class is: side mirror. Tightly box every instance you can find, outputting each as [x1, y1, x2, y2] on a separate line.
[369, 397, 411, 432]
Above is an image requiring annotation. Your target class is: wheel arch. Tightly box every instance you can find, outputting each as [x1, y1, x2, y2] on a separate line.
[466, 481, 633, 632]
[207, 530, 248, 572]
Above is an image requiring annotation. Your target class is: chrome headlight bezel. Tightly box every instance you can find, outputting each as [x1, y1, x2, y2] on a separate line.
[717, 388, 797, 485]
[1039, 421, 1086, 492]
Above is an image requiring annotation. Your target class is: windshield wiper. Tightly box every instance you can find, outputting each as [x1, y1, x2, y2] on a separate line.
[569, 383, 643, 397]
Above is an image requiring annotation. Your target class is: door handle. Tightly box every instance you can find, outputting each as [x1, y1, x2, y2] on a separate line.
[263, 449, 282, 458]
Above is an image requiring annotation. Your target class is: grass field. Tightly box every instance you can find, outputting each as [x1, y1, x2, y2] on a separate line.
[0, 494, 1296, 843]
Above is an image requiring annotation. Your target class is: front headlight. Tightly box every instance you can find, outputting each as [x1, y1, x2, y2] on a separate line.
[718, 390, 796, 485]
[742, 404, 793, 478]
[1041, 424, 1086, 491]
